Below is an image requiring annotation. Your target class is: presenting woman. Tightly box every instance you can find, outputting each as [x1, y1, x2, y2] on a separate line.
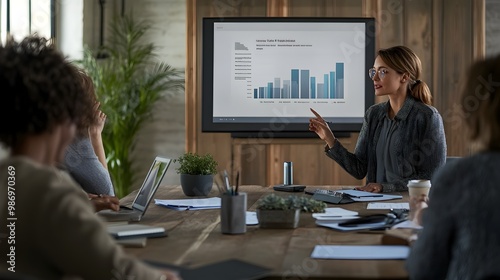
[309, 46, 446, 193]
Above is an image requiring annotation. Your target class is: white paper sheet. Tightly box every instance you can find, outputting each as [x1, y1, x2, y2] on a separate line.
[246, 211, 259, 225]
[350, 194, 403, 202]
[154, 197, 221, 210]
[391, 220, 422, 229]
[316, 220, 387, 231]
[330, 190, 403, 202]
[312, 207, 359, 221]
[311, 245, 410, 259]
[367, 202, 409, 210]
[340, 190, 384, 198]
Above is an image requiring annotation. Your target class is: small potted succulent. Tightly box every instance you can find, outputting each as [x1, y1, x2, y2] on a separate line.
[256, 194, 326, 228]
[175, 152, 218, 196]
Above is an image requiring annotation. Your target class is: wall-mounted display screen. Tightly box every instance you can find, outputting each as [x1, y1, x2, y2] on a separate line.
[202, 17, 376, 138]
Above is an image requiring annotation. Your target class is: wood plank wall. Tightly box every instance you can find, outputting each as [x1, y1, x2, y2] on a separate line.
[186, 0, 485, 187]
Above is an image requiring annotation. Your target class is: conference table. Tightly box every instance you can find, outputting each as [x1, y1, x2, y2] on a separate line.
[120, 185, 410, 279]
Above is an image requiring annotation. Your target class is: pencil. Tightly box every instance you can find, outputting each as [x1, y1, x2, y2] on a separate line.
[235, 171, 240, 194]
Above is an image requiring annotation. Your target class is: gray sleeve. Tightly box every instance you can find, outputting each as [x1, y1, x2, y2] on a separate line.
[413, 110, 447, 181]
[64, 139, 115, 196]
[325, 109, 370, 180]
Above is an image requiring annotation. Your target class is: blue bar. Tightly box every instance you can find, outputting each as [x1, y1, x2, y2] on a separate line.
[317, 83, 324, 99]
[283, 80, 290, 98]
[267, 82, 273, 99]
[310, 77, 316, 99]
[323, 74, 329, 100]
[259, 87, 264, 98]
[274, 78, 281, 98]
[336, 63, 344, 99]
[300, 70, 310, 98]
[291, 69, 299, 99]
[254, 88, 258, 99]
[330, 71, 336, 99]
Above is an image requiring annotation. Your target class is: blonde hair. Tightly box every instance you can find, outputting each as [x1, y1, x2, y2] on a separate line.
[461, 55, 500, 150]
[378, 46, 432, 105]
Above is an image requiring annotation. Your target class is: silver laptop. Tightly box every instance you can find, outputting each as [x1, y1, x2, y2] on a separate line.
[97, 156, 171, 222]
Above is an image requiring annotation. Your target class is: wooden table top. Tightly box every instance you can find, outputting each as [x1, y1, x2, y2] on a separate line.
[120, 185, 409, 280]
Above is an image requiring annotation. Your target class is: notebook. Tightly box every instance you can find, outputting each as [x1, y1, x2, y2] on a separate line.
[97, 156, 171, 222]
[145, 259, 272, 280]
[107, 224, 166, 239]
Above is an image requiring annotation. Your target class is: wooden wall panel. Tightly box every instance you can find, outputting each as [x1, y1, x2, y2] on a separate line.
[267, 0, 289, 16]
[377, 0, 404, 49]
[235, 139, 270, 186]
[288, 0, 363, 17]
[262, 138, 364, 186]
[404, 0, 433, 89]
[438, 0, 475, 157]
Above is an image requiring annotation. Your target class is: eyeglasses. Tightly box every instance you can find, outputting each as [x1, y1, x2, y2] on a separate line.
[368, 68, 389, 79]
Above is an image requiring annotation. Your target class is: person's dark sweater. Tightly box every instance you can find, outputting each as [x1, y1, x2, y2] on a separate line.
[325, 96, 447, 192]
[407, 152, 500, 279]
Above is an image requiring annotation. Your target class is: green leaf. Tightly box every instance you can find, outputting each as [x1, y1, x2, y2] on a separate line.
[174, 152, 218, 175]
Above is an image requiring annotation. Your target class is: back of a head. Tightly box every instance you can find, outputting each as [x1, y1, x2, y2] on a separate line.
[0, 35, 91, 148]
[462, 54, 500, 151]
[75, 68, 99, 136]
[378, 45, 433, 105]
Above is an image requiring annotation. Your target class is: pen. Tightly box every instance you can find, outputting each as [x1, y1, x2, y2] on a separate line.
[235, 171, 239, 195]
[223, 170, 232, 194]
[316, 215, 344, 218]
[345, 194, 383, 198]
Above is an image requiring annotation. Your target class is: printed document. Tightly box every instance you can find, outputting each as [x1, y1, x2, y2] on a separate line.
[367, 202, 409, 210]
[311, 245, 410, 259]
[155, 197, 221, 211]
[312, 207, 359, 222]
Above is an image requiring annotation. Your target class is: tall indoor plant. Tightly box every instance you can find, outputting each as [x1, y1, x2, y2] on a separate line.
[80, 15, 184, 198]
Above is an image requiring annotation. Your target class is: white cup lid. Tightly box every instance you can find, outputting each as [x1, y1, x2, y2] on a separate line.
[407, 179, 431, 188]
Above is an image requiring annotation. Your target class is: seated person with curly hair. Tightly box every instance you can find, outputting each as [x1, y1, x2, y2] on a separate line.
[0, 35, 179, 280]
[63, 68, 119, 212]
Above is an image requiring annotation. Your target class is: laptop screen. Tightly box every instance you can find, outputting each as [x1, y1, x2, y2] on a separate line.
[132, 156, 171, 212]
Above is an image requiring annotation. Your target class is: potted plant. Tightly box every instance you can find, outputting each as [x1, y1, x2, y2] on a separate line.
[79, 15, 184, 198]
[256, 194, 326, 229]
[175, 152, 218, 196]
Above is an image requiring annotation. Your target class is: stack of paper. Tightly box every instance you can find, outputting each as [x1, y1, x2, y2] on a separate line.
[107, 224, 166, 239]
[155, 197, 221, 211]
[312, 207, 359, 223]
[337, 190, 403, 202]
[367, 202, 409, 210]
[316, 219, 388, 232]
[246, 211, 259, 225]
[311, 245, 410, 259]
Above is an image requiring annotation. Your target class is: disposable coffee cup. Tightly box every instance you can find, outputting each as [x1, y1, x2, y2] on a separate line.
[407, 180, 431, 220]
[407, 179, 431, 197]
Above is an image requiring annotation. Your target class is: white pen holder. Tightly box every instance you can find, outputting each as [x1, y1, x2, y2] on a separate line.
[220, 192, 247, 234]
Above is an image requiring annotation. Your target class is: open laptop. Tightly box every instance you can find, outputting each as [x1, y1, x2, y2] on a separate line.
[97, 156, 171, 222]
